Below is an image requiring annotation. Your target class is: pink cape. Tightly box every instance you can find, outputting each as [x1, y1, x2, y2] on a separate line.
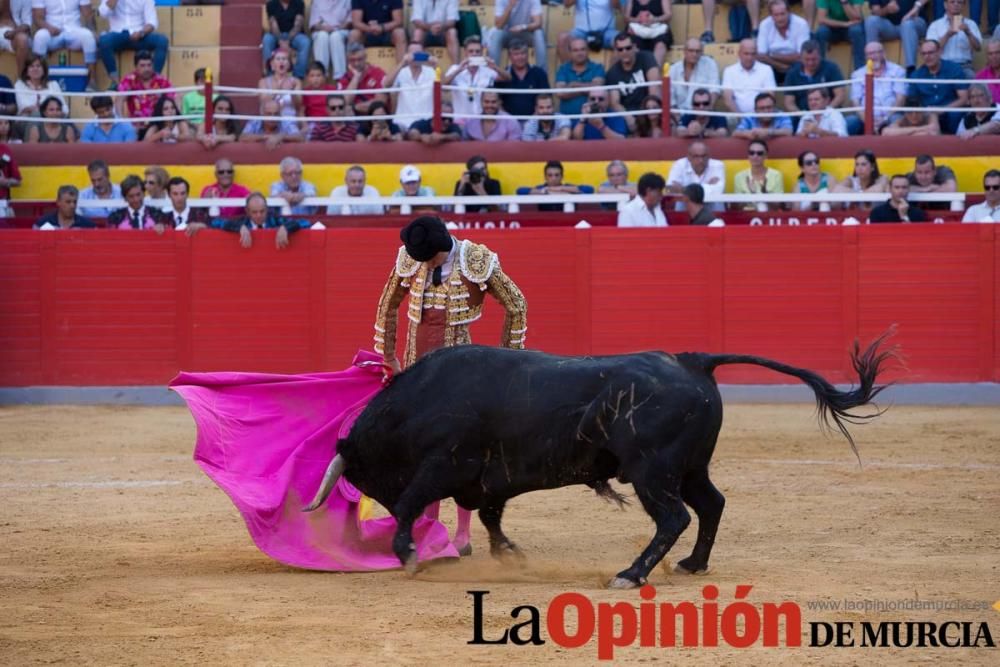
[169, 350, 459, 571]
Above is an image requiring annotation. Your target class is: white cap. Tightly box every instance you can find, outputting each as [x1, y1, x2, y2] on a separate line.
[400, 164, 422, 183]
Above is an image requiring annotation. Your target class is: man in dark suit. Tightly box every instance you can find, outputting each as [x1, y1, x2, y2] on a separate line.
[33, 185, 97, 229]
[211, 191, 309, 249]
[870, 174, 928, 223]
[162, 176, 210, 236]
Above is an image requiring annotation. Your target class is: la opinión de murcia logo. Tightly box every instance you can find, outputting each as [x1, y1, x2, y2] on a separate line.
[467, 586, 997, 659]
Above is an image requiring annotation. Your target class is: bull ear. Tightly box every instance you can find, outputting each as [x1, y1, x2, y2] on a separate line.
[303, 454, 345, 512]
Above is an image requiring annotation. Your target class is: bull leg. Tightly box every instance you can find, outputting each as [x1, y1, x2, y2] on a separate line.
[675, 470, 725, 575]
[479, 501, 525, 561]
[390, 469, 449, 574]
[610, 477, 690, 589]
[454, 507, 473, 556]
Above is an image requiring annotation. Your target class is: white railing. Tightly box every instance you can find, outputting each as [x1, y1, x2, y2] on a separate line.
[705, 192, 967, 212]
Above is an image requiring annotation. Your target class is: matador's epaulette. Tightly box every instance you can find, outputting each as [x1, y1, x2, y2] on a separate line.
[457, 240, 499, 285]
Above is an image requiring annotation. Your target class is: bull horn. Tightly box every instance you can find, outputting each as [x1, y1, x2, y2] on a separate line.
[302, 454, 345, 512]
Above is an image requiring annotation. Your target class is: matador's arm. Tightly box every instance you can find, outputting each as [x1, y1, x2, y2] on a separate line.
[487, 266, 527, 349]
[374, 267, 408, 363]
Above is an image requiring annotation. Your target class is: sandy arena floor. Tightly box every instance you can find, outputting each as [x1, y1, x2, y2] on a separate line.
[1, 404, 998, 665]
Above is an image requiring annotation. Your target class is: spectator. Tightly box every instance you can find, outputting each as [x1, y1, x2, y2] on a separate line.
[0, 0, 32, 76]
[849, 41, 907, 133]
[310, 0, 352, 79]
[733, 92, 793, 139]
[211, 192, 308, 250]
[358, 100, 402, 141]
[14, 56, 66, 115]
[489, 0, 547, 72]
[666, 140, 726, 211]
[605, 32, 659, 133]
[796, 86, 848, 137]
[880, 95, 941, 134]
[795, 150, 835, 210]
[697, 0, 722, 43]
[108, 174, 169, 231]
[522, 93, 572, 140]
[406, 99, 463, 143]
[454, 154, 502, 212]
[555, 37, 606, 117]
[617, 172, 667, 227]
[598, 159, 637, 198]
[259, 48, 303, 119]
[925, 0, 981, 77]
[832, 148, 889, 206]
[0, 118, 17, 144]
[30, 0, 98, 87]
[907, 154, 957, 200]
[463, 89, 522, 140]
[675, 87, 729, 138]
[625, 0, 673, 67]
[143, 95, 194, 143]
[977, 38, 1000, 103]
[0, 137, 18, 216]
[349, 0, 407, 62]
[240, 99, 304, 148]
[668, 38, 720, 111]
[327, 164, 383, 215]
[756, 0, 810, 79]
[865, 0, 928, 72]
[571, 88, 627, 139]
[784, 40, 846, 115]
[263, 0, 310, 79]
[97, 0, 169, 89]
[337, 41, 388, 115]
[497, 37, 548, 118]
[733, 139, 784, 210]
[0, 72, 15, 117]
[308, 93, 359, 141]
[143, 165, 169, 201]
[870, 174, 928, 222]
[81, 95, 137, 142]
[197, 96, 241, 149]
[117, 50, 173, 122]
[34, 185, 96, 229]
[26, 96, 77, 143]
[957, 83, 1000, 137]
[385, 44, 437, 130]
[181, 68, 217, 126]
[411, 0, 459, 65]
[722, 39, 776, 115]
[529, 160, 583, 211]
[443, 36, 502, 125]
[815, 0, 866, 70]
[161, 176, 209, 231]
[633, 94, 664, 137]
[270, 156, 317, 215]
[201, 158, 251, 217]
[682, 183, 719, 225]
[908, 38, 969, 134]
[79, 159, 120, 218]
[961, 169, 1000, 222]
[302, 62, 336, 118]
[557, 0, 620, 60]
[391, 164, 436, 213]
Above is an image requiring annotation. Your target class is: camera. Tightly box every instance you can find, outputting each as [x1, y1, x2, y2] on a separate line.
[469, 56, 487, 67]
[413, 52, 430, 62]
[469, 168, 485, 184]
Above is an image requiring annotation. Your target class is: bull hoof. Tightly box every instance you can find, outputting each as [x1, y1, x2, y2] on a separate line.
[403, 545, 418, 576]
[491, 541, 525, 562]
[456, 543, 473, 557]
[673, 559, 711, 576]
[607, 575, 646, 590]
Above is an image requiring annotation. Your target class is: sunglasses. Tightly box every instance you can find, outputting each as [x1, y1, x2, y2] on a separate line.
[329, 105, 345, 111]
[692, 100, 710, 107]
[615, 45, 634, 51]
[748, 150, 766, 156]
[985, 184, 1000, 191]
[216, 169, 234, 175]
[589, 97, 605, 103]
[144, 179, 157, 185]
[802, 159, 819, 166]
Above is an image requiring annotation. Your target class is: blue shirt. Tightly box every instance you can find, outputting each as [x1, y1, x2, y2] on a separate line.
[81, 121, 138, 143]
[908, 60, 968, 107]
[735, 114, 794, 131]
[0, 75, 15, 110]
[555, 60, 606, 116]
[783, 59, 845, 110]
[678, 114, 728, 131]
[79, 184, 123, 218]
[574, 115, 628, 139]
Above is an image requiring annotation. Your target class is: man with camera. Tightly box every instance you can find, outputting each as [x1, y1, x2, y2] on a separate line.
[454, 155, 502, 212]
[443, 36, 506, 125]
[571, 89, 627, 139]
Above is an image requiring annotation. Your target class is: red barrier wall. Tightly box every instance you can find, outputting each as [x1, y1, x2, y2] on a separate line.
[1, 226, 996, 386]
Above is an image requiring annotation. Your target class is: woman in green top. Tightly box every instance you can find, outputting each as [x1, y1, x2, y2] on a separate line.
[795, 150, 834, 210]
[733, 139, 785, 210]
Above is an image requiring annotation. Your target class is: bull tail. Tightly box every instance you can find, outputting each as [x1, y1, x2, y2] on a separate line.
[303, 454, 346, 512]
[699, 330, 897, 461]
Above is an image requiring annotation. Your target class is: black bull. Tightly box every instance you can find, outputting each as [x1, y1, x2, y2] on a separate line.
[306, 337, 892, 587]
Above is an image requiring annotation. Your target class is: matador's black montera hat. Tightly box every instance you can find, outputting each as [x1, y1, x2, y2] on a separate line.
[400, 216, 453, 262]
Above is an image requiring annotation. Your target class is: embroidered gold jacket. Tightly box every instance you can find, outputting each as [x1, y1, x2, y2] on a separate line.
[373, 238, 528, 367]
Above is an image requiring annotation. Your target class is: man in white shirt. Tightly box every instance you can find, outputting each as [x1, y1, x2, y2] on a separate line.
[385, 44, 437, 130]
[668, 38, 721, 110]
[411, 0, 459, 66]
[31, 0, 98, 86]
[926, 0, 982, 75]
[722, 39, 776, 115]
[756, 0, 810, 77]
[442, 35, 502, 125]
[97, 0, 169, 88]
[962, 169, 1000, 222]
[0, 0, 32, 75]
[488, 0, 547, 73]
[796, 86, 848, 137]
[666, 141, 726, 212]
[617, 173, 668, 228]
[848, 41, 907, 133]
[327, 165, 384, 215]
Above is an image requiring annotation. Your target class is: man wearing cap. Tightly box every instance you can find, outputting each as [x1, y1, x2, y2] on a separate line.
[391, 164, 436, 213]
[373, 215, 528, 555]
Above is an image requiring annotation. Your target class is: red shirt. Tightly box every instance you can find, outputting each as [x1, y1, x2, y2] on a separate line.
[336, 65, 386, 104]
[0, 144, 21, 199]
[309, 121, 359, 142]
[201, 182, 252, 217]
[118, 71, 175, 119]
[303, 84, 337, 117]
